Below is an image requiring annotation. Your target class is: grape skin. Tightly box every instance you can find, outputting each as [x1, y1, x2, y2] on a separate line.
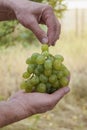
[36, 83, 46, 93]
[36, 55, 45, 64]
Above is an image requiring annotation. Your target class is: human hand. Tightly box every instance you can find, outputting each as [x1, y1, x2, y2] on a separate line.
[8, 0, 61, 45]
[8, 87, 70, 123]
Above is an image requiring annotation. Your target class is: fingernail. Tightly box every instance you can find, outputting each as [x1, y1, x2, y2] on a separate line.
[42, 38, 48, 44]
[64, 87, 70, 93]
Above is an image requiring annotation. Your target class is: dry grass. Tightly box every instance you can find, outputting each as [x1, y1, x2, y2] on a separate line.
[0, 32, 87, 130]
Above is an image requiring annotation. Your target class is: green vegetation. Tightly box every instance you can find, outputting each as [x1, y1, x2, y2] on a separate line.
[0, 0, 66, 47]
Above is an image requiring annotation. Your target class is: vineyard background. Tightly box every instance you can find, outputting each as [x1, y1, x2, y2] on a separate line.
[0, 0, 87, 130]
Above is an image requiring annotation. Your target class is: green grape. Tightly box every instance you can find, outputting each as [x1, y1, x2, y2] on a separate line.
[44, 69, 52, 77]
[53, 59, 61, 70]
[31, 53, 39, 63]
[46, 82, 51, 88]
[50, 88, 57, 94]
[25, 79, 34, 92]
[52, 80, 60, 89]
[57, 71, 64, 79]
[53, 70, 58, 75]
[42, 51, 49, 57]
[39, 74, 48, 83]
[21, 44, 70, 94]
[27, 64, 35, 74]
[22, 72, 30, 79]
[26, 57, 32, 64]
[20, 81, 28, 89]
[36, 83, 46, 93]
[36, 55, 45, 64]
[34, 68, 40, 76]
[37, 64, 44, 73]
[46, 83, 52, 94]
[41, 44, 49, 52]
[30, 75, 39, 85]
[60, 77, 69, 87]
[49, 74, 57, 84]
[48, 54, 54, 62]
[63, 68, 70, 77]
[44, 59, 52, 70]
[60, 64, 66, 70]
[54, 54, 64, 62]
[25, 85, 33, 93]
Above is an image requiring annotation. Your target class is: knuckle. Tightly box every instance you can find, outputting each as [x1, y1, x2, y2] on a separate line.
[45, 5, 53, 13]
[47, 5, 53, 11]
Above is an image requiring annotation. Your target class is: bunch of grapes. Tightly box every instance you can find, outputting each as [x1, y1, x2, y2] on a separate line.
[20, 44, 70, 94]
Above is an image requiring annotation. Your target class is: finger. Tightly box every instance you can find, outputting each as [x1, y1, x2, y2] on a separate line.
[42, 6, 61, 45]
[51, 87, 70, 103]
[53, 18, 61, 45]
[25, 17, 48, 44]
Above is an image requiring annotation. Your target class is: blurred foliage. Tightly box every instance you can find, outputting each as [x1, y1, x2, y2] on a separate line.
[0, 0, 66, 47]
[32, 0, 67, 18]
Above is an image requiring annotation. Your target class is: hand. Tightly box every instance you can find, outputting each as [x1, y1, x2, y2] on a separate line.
[8, 87, 70, 122]
[9, 0, 61, 45]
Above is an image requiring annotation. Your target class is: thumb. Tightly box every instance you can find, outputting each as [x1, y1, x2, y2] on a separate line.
[29, 18, 48, 44]
[51, 87, 70, 103]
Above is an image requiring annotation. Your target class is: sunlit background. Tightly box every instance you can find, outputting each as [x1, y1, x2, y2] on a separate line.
[0, 0, 87, 130]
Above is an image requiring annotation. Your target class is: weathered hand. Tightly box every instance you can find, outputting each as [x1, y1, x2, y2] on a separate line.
[9, 0, 61, 45]
[8, 87, 70, 119]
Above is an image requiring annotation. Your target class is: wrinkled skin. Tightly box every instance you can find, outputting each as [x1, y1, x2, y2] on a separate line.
[8, 0, 61, 45]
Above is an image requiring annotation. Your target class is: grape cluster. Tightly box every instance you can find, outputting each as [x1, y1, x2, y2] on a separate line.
[20, 44, 70, 94]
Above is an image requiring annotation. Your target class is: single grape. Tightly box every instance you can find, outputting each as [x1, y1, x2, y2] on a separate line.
[25, 79, 35, 92]
[41, 44, 49, 52]
[36, 55, 45, 64]
[26, 57, 32, 64]
[36, 83, 46, 93]
[34, 68, 40, 76]
[53, 70, 58, 75]
[54, 54, 64, 62]
[22, 72, 30, 79]
[48, 54, 54, 63]
[42, 51, 49, 57]
[20, 81, 28, 89]
[39, 74, 48, 83]
[37, 64, 44, 73]
[57, 71, 64, 79]
[46, 83, 52, 94]
[44, 59, 52, 70]
[60, 64, 66, 70]
[27, 64, 35, 74]
[49, 74, 57, 84]
[52, 80, 60, 89]
[59, 77, 69, 87]
[30, 75, 39, 85]
[53, 59, 61, 70]
[25, 85, 33, 93]
[44, 69, 52, 77]
[31, 53, 39, 63]
[63, 68, 70, 77]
